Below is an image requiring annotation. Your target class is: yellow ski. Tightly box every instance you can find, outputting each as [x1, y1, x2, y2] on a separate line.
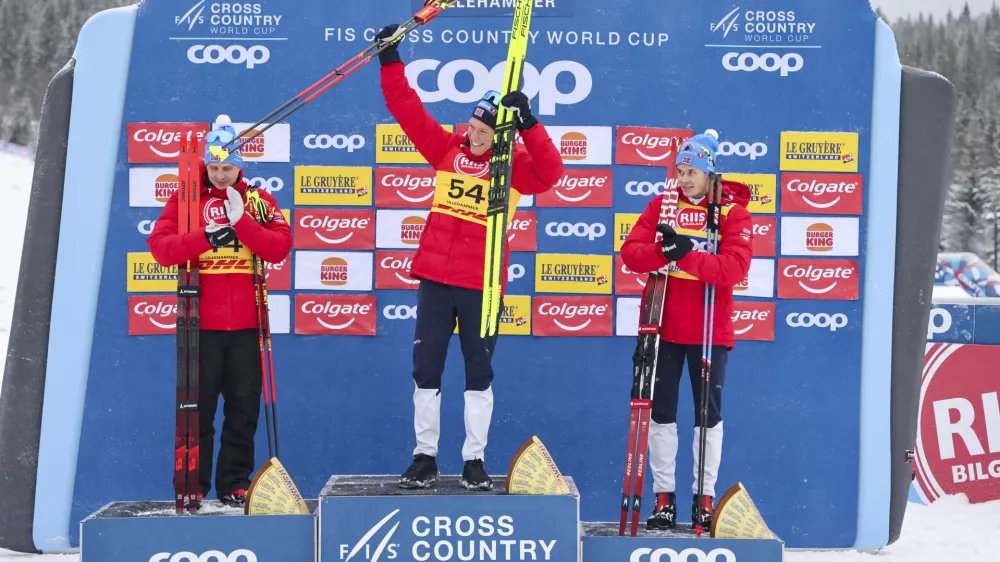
[481, 0, 534, 337]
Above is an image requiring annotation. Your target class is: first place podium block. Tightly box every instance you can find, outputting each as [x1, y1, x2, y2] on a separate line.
[80, 501, 317, 562]
[318, 475, 580, 562]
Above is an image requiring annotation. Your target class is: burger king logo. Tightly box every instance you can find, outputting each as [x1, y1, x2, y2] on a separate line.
[560, 132, 588, 161]
[239, 129, 265, 159]
[154, 173, 179, 203]
[320, 257, 349, 286]
[401, 216, 426, 245]
[805, 223, 834, 252]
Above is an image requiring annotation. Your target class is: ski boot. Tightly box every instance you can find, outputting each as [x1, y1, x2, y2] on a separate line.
[220, 489, 247, 507]
[646, 492, 677, 530]
[692, 494, 715, 529]
[400, 454, 439, 489]
[460, 459, 493, 491]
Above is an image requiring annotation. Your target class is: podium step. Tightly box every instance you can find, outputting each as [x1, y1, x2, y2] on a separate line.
[582, 520, 700, 539]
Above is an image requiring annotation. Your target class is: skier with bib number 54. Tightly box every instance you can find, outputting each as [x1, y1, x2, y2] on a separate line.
[374, 24, 565, 491]
[620, 130, 753, 530]
[147, 116, 292, 507]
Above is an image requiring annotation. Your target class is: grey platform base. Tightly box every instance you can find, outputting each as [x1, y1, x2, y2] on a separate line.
[583, 520, 700, 538]
[319, 473, 581, 496]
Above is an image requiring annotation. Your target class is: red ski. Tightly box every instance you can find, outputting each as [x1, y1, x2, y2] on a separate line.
[618, 176, 680, 536]
[174, 135, 201, 514]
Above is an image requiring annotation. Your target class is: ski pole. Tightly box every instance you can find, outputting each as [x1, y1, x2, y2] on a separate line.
[252, 254, 275, 460]
[222, 0, 459, 156]
[258, 254, 280, 458]
[695, 174, 724, 536]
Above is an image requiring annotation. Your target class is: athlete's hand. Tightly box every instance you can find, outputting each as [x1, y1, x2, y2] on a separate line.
[657, 224, 694, 262]
[375, 24, 403, 66]
[500, 91, 538, 131]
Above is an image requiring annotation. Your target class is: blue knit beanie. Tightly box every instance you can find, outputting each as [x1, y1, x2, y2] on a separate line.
[676, 129, 720, 175]
[204, 114, 244, 168]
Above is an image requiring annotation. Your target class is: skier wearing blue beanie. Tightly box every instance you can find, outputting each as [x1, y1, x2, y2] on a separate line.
[621, 129, 754, 530]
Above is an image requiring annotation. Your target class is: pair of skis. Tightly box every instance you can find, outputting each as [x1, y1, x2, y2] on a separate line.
[618, 174, 725, 537]
[175, 136, 201, 514]
[481, 0, 534, 337]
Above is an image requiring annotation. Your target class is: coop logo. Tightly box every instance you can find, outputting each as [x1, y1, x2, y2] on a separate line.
[138, 220, 157, 235]
[544, 222, 607, 241]
[625, 180, 674, 197]
[718, 141, 767, 161]
[927, 307, 953, 340]
[304, 134, 366, 152]
[630, 548, 735, 562]
[383, 305, 418, 320]
[777, 259, 859, 300]
[128, 296, 177, 336]
[247, 176, 284, 193]
[538, 170, 613, 207]
[376, 169, 437, 207]
[406, 59, 592, 115]
[128, 123, 209, 163]
[786, 312, 849, 332]
[175, 1, 284, 35]
[534, 297, 613, 336]
[296, 295, 376, 335]
[615, 127, 691, 165]
[149, 550, 256, 562]
[187, 45, 270, 69]
[723, 52, 803, 76]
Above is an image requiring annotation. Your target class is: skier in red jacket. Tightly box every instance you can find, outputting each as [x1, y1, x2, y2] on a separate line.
[147, 116, 292, 507]
[374, 24, 565, 491]
[620, 130, 753, 530]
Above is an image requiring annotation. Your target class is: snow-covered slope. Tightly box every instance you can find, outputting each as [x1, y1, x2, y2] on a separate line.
[0, 148, 34, 384]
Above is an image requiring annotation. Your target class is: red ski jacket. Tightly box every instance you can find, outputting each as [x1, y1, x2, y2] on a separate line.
[380, 61, 564, 293]
[620, 180, 754, 349]
[147, 163, 292, 331]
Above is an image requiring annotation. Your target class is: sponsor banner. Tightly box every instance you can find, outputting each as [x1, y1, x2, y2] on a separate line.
[614, 255, 647, 295]
[376, 123, 453, 164]
[293, 210, 376, 250]
[777, 258, 860, 300]
[780, 217, 859, 256]
[733, 258, 775, 299]
[266, 294, 291, 334]
[129, 167, 177, 207]
[231, 122, 291, 163]
[507, 211, 538, 252]
[781, 172, 864, 215]
[454, 295, 533, 335]
[915, 343, 1000, 504]
[293, 251, 374, 292]
[127, 122, 208, 164]
[264, 254, 292, 292]
[614, 213, 642, 253]
[535, 254, 613, 294]
[533, 296, 613, 336]
[752, 216, 777, 257]
[295, 295, 376, 336]
[375, 250, 419, 289]
[545, 126, 613, 165]
[376, 210, 430, 249]
[926, 305, 975, 344]
[409, 0, 576, 17]
[725, 173, 776, 214]
[780, 131, 860, 173]
[538, 210, 611, 253]
[294, 166, 373, 206]
[615, 297, 640, 336]
[128, 296, 177, 335]
[732, 301, 776, 341]
[302, 132, 366, 153]
[536, 169, 614, 207]
[505, 256, 535, 295]
[614, 126, 693, 167]
[127, 252, 176, 292]
[374, 167, 437, 208]
[784, 310, 852, 333]
[582, 536, 782, 562]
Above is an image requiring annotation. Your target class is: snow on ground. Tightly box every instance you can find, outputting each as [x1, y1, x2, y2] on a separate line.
[0, 149, 34, 384]
[0, 495, 996, 560]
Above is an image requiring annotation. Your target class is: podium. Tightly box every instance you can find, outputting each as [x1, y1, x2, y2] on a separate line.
[79, 500, 316, 562]
[581, 522, 784, 562]
[317, 474, 581, 562]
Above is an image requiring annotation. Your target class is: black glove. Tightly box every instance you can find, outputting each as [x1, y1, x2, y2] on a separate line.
[375, 24, 402, 66]
[205, 225, 237, 248]
[657, 224, 694, 262]
[500, 91, 538, 131]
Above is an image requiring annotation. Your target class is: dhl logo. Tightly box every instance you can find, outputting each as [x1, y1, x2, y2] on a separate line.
[198, 258, 254, 271]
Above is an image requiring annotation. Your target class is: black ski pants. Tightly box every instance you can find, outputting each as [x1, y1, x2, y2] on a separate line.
[198, 328, 262, 497]
[412, 279, 502, 391]
[650, 341, 728, 428]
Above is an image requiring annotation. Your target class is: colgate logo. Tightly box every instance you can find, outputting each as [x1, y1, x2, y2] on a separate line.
[777, 259, 860, 300]
[533, 297, 613, 336]
[615, 255, 646, 295]
[295, 295, 376, 336]
[128, 296, 178, 335]
[263, 255, 291, 291]
[375, 250, 419, 289]
[454, 154, 489, 178]
[781, 173, 864, 215]
[375, 168, 437, 208]
[127, 123, 209, 163]
[134, 302, 176, 328]
[537, 169, 614, 207]
[751, 217, 777, 257]
[506, 211, 537, 252]
[730, 302, 776, 341]
[615, 126, 693, 167]
[294, 210, 375, 249]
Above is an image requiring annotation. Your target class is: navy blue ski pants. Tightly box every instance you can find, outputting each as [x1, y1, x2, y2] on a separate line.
[651, 341, 728, 428]
[412, 279, 501, 391]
